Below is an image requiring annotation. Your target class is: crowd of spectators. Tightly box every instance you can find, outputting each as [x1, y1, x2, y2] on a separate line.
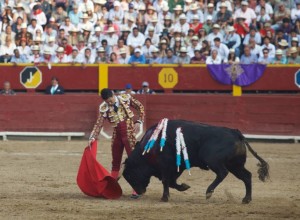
[0, 0, 300, 65]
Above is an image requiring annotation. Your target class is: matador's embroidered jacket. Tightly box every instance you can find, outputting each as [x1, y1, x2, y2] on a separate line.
[89, 94, 145, 140]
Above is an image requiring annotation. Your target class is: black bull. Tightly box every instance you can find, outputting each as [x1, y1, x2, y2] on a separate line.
[123, 120, 269, 203]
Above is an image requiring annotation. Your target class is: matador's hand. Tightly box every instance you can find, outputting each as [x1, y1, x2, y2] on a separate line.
[88, 138, 95, 148]
[134, 123, 140, 133]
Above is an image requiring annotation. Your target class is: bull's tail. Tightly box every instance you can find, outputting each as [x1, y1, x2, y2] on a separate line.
[244, 141, 270, 182]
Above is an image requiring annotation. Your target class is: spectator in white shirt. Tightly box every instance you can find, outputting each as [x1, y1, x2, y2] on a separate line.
[259, 36, 276, 59]
[108, 1, 124, 25]
[234, 1, 256, 27]
[67, 48, 83, 64]
[145, 26, 160, 47]
[29, 45, 42, 64]
[216, 0, 233, 12]
[17, 38, 31, 59]
[31, 4, 47, 26]
[40, 49, 54, 64]
[173, 14, 190, 36]
[59, 17, 74, 37]
[78, 13, 93, 33]
[243, 27, 262, 45]
[144, 17, 163, 36]
[53, 47, 68, 63]
[104, 27, 118, 50]
[27, 18, 43, 36]
[0, 36, 16, 62]
[127, 27, 145, 53]
[206, 49, 222, 64]
[206, 24, 224, 46]
[255, 0, 273, 17]
[223, 26, 241, 56]
[187, 36, 201, 58]
[43, 36, 58, 55]
[211, 37, 229, 61]
[291, 3, 300, 23]
[81, 48, 95, 64]
[204, 3, 217, 23]
[186, 3, 204, 24]
[118, 48, 130, 64]
[249, 37, 261, 57]
[153, 0, 168, 14]
[142, 38, 156, 63]
[157, 6, 171, 24]
[12, 3, 27, 24]
[78, 0, 95, 13]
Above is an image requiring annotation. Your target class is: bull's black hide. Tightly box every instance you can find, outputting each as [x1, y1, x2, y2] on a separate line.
[123, 120, 269, 203]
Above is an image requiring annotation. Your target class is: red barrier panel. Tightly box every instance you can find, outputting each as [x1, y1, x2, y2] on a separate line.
[0, 64, 300, 92]
[0, 94, 299, 136]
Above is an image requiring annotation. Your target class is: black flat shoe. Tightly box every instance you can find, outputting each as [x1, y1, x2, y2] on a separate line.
[130, 194, 140, 199]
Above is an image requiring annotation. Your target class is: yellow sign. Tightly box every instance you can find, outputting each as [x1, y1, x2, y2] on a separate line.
[232, 85, 242, 96]
[20, 66, 42, 89]
[158, 68, 178, 89]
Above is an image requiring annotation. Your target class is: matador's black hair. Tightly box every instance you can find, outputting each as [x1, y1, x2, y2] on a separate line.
[101, 88, 113, 100]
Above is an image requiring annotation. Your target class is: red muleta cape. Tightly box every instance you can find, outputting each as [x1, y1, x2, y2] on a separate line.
[77, 141, 122, 199]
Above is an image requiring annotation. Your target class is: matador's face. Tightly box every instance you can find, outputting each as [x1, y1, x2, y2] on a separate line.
[105, 96, 116, 106]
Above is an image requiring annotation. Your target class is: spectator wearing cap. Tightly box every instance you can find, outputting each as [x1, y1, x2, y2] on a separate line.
[104, 27, 118, 50]
[216, 2, 233, 25]
[240, 45, 258, 64]
[94, 47, 107, 63]
[12, 3, 27, 24]
[234, 1, 256, 27]
[223, 26, 241, 56]
[78, 0, 94, 13]
[255, 0, 273, 18]
[162, 48, 177, 64]
[223, 48, 240, 64]
[128, 48, 146, 64]
[186, 3, 204, 24]
[158, 6, 171, 24]
[31, 4, 47, 26]
[272, 3, 290, 31]
[60, 17, 75, 37]
[277, 39, 289, 56]
[15, 23, 33, 46]
[287, 47, 300, 64]
[211, 37, 229, 61]
[17, 38, 31, 58]
[187, 35, 201, 58]
[291, 3, 300, 23]
[121, 83, 136, 95]
[206, 24, 223, 46]
[145, 17, 163, 36]
[144, 5, 158, 25]
[216, 0, 233, 12]
[233, 16, 249, 38]
[0, 81, 15, 96]
[53, 46, 68, 63]
[190, 48, 206, 64]
[171, 5, 184, 24]
[69, 5, 83, 27]
[27, 19, 43, 36]
[206, 49, 222, 64]
[175, 46, 190, 64]
[10, 48, 27, 64]
[127, 27, 145, 53]
[137, 81, 155, 94]
[0, 36, 16, 63]
[118, 48, 130, 64]
[173, 14, 189, 36]
[40, 48, 54, 64]
[149, 47, 162, 64]
[189, 15, 203, 34]
[202, 15, 213, 35]
[204, 3, 217, 23]
[142, 38, 156, 63]
[259, 36, 276, 59]
[243, 27, 262, 46]
[29, 45, 41, 64]
[43, 36, 58, 55]
[68, 27, 80, 46]
[258, 48, 272, 64]
[108, 1, 124, 25]
[45, 77, 65, 95]
[272, 49, 287, 64]
[256, 6, 271, 30]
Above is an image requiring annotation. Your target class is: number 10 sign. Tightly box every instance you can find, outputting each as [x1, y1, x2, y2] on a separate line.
[158, 68, 178, 89]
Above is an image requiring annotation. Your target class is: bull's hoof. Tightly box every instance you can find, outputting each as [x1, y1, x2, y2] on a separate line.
[206, 191, 213, 200]
[160, 196, 169, 202]
[242, 197, 252, 204]
[178, 183, 190, 192]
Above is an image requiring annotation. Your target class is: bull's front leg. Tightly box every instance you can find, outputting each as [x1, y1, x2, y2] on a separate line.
[161, 177, 170, 202]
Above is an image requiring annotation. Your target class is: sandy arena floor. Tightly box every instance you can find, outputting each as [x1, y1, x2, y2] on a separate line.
[0, 140, 299, 220]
